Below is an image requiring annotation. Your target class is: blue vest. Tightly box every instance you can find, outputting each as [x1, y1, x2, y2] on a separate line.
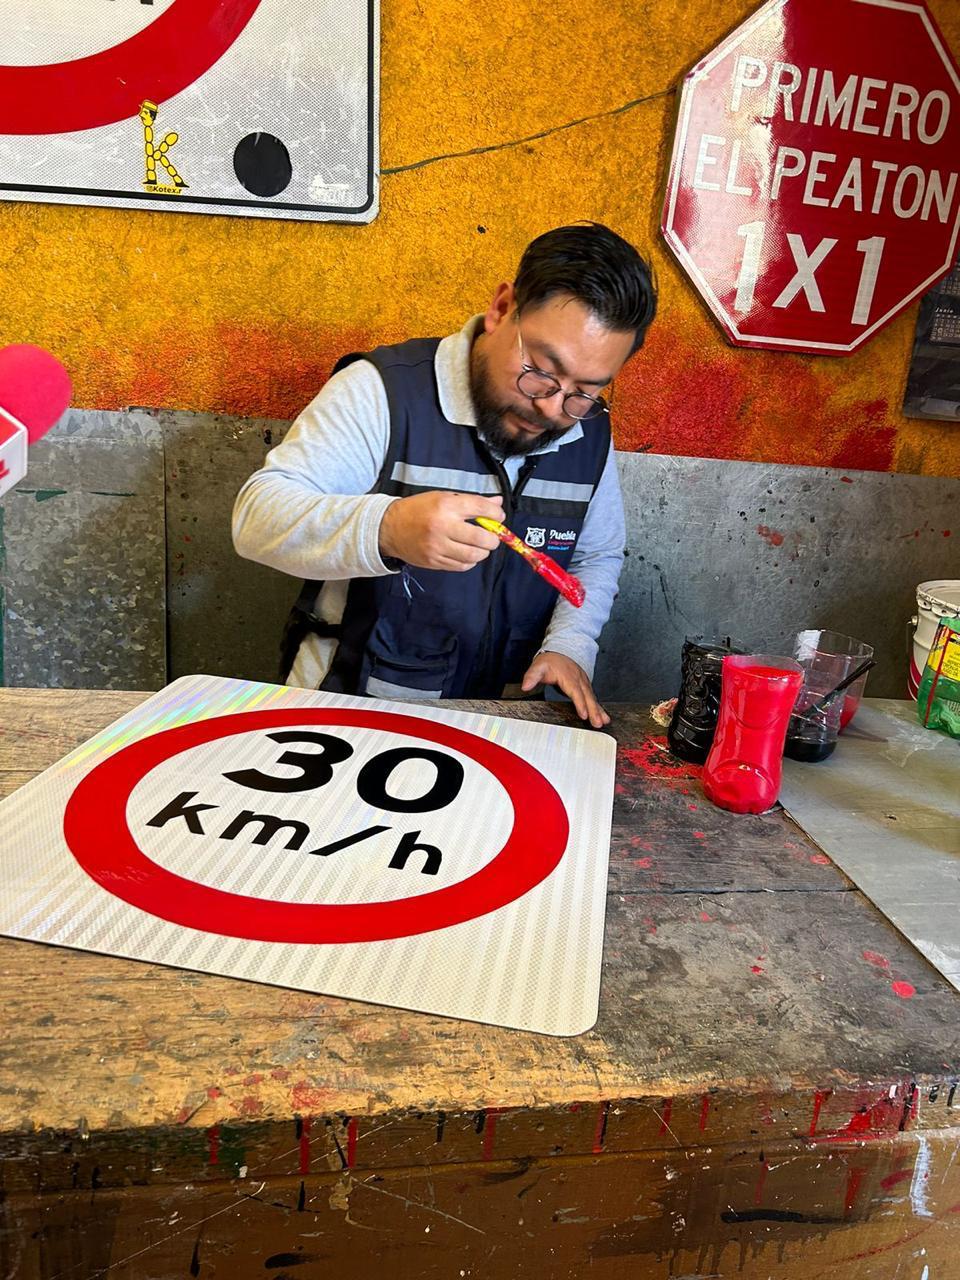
[298, 337, 610, 698]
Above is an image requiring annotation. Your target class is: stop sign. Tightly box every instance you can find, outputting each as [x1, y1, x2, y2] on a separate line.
[661, 0, 960, 355]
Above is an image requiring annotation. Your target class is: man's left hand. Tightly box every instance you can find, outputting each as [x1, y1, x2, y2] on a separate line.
[521, 651, 610, 728]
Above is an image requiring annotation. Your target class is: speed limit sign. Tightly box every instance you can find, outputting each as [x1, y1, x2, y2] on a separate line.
[0, 676, 616, 1035]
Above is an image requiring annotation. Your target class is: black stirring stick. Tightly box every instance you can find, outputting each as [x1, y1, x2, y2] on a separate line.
[802, 657, 877, 719]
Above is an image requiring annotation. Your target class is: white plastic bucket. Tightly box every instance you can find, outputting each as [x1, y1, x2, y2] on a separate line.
[908, 580, 960, 698]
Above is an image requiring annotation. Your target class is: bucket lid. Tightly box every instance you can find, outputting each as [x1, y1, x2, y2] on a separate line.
[917, 580, 960, 611]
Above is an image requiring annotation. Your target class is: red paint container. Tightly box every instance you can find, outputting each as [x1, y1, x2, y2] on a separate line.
[703, 655, 803, 815]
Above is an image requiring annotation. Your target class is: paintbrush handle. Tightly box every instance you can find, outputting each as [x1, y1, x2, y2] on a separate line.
[805, 657, 877, 716]
[475, 516, 585, 608]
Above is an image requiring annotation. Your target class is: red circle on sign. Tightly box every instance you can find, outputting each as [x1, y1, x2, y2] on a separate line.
[63, 709, 569, 943]
[0, 0, 263, 135]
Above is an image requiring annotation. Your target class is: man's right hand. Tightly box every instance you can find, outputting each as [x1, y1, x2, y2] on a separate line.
[379, 491, 504, 572]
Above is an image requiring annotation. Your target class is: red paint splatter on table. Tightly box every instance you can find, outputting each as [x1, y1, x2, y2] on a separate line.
[840, 476, 854, 483]
[863, 950, 890, 969]
[643, 917, 658, 935]
[814, 1092, 904, 1143]
[699, 911, 713, 923]
[751, 964, 764, 975]
[633, 856, 653, 869]
[206, 1124, 220, 1166]
[658, 1098, 674, 1135]
[622, 737, 702, 782]
[844, 1167, 865, 1216]
[891, 980, 916, 999]
[809, 853, 831, 865]
[880, 1166, 913, 1191]
[757, 525, 785, 546]
[809, 1089, 832, 1136]
[291, 1082, 337, 1112]
[592, 1101, 610, 1153]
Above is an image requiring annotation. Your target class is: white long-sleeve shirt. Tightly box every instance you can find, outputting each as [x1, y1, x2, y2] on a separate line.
[233, 316, 626, 683]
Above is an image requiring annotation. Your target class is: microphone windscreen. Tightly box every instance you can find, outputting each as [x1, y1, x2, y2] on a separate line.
[0, 344, 72, 444]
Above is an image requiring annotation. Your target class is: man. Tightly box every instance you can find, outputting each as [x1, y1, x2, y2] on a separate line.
[232, 222, 656, 727]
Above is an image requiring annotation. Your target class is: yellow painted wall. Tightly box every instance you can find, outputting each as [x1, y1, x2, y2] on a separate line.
[1, 0, 959, 475]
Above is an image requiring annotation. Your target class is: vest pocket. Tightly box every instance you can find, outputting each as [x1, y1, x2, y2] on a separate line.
[361, 617, 459, 700]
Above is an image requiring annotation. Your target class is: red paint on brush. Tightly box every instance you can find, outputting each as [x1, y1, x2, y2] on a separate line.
[476, 517, 584, 606]
[891, 980, 916, 999]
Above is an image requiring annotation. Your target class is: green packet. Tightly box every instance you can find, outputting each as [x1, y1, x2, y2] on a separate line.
[917, 616, 960, 739]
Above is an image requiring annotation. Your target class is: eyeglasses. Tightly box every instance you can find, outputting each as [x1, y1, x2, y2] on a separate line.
[515, 323, 610, 422]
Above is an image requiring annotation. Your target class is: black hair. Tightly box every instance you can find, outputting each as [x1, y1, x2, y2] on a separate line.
[514, 222, 657, 356]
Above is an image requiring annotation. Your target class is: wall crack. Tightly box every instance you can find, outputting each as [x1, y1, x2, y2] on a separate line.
[382, 86, 675, 175]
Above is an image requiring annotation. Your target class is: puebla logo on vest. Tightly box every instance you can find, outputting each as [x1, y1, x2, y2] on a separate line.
[524, 528, 546, 548]
[547, 529, 576, 553]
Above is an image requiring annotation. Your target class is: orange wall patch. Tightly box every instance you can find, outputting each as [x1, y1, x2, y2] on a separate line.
[0, 0, 958, 476]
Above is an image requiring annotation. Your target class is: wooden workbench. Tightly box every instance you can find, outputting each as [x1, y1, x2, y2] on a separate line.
[1, 688, 957, 1279]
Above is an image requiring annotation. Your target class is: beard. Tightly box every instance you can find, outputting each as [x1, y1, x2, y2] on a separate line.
[469, 344, 573, 457]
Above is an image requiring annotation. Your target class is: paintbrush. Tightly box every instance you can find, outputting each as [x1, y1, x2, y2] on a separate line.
[474, 516, 585, 608]
[801, 657, 877, 718]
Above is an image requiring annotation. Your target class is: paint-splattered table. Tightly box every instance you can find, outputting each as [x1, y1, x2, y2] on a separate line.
[0, 688, 957, 1279]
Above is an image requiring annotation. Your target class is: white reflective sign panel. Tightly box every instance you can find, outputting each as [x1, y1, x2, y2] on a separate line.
[0, 676, 616, 1035]
[0, 0, 378, 222]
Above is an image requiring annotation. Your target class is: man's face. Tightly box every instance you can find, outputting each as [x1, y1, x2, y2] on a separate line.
[469, 286, 634, 457]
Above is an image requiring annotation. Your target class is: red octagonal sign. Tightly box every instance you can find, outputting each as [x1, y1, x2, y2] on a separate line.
[662, 0, 960, 354]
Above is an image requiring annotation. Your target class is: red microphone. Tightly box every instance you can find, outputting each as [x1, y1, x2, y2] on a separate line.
[0, 344, 73, 499]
